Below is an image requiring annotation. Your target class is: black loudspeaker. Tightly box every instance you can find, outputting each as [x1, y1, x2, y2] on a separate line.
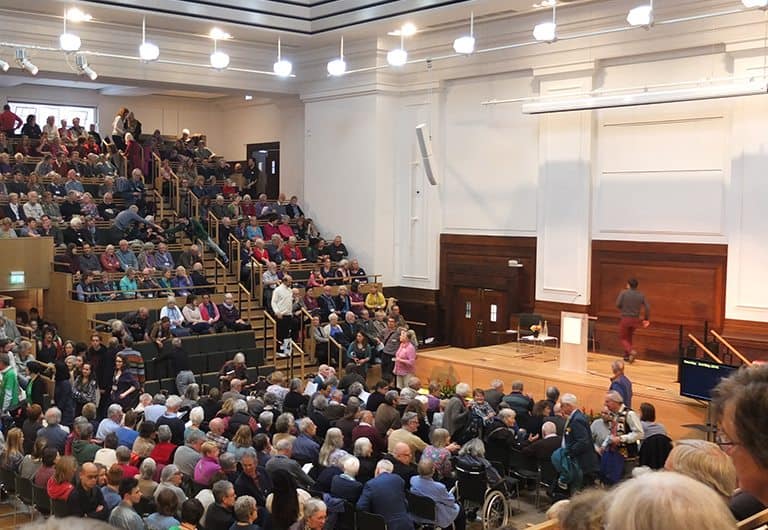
[415, 124, 438, 186]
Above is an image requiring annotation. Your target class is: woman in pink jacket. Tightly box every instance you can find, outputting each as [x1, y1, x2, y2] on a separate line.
[394, 329, 417, 388]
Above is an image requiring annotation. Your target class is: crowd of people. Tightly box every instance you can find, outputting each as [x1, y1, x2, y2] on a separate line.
[0, 317, 765, 530]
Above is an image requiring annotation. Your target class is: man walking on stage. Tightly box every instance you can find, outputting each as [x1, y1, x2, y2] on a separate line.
[616, 278, 650, 363]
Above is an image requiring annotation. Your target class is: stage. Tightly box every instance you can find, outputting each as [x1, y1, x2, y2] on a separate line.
[414, 343, 708, 441]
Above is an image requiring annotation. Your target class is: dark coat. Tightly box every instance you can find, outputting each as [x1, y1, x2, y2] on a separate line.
[356, 473, 412, 530]
[564, 410, 599, 474]
[330, 475, 363, 503]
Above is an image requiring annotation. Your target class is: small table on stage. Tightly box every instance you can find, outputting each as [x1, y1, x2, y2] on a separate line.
[519, 334, 559, 356]
[490, 330, 519, 345]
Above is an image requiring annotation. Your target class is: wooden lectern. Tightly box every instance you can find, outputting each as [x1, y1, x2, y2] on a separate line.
[559, 311, 590, 373]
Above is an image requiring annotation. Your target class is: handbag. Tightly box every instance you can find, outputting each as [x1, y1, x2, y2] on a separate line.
[600, 447, 625, 485]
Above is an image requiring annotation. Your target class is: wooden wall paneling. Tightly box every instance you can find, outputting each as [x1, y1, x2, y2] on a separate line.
[385, 287, 440, 341]
[721, 319, 768, 363]
[589, 241, 727, 361]
[439, 235, 537, 344]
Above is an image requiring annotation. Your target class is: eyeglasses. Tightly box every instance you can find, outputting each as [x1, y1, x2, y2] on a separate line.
[715, 431, 741, 452]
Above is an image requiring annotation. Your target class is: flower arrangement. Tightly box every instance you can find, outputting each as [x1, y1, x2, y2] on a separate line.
[438, 378, 457, 399]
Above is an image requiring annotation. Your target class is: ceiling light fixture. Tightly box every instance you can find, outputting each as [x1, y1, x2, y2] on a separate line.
[0, 59, 8, 73]
[65, 7, 92, 22]
[453, 12, 476, 54]
[520, 80, 768, 113]
[139, 17, 160, 61]
[742, 0, 768, 7]
[400, 22, 417, 36]
[75, 53, 97, 80]
[210, 38, 229, 70]
[273, 37, 292, 77]
[327, 36, 347, 76]
[533, 1, 557, 42]
[15, 49, 38, 75]
[244, 95, 253, 101]
[209, 28, 232, 40]
[387, 34, 408, 67]
[59, 9, 81, 52]
[627, 1, 654, 27]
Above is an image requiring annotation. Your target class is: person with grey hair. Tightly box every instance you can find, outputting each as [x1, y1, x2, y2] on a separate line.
[258, 410, 274, 432]
[143, 393, 167, 423]
[97, 403, 124, 440]
[266, 437, 315, 489]
[173, 429, 205, 478]
[219, 452, 238, 482]
[604, 390, 643, 478]
[235, 449, 270, 505]
[410, 458, 464, 530]
[156, 395, 186, 445]
[138, 457, 158, 498]
[604, 471, 737, 530]
[205, 480, 237, 530]
[233, 494, 259, 529]
[37, 406, 68, 453]
[560, 393, 600, 487]
[374, 390, 401, 436]
[292, 497, 327, 530]
[387, 411, 427, 456]
[330, 455, 363, 503]
[484, 379, 505, 411]
[502, 380, 534, 430]
[308, 395, 332, 439]
[356, 458, 410, 530]
[154, 464, 187, 506]
[292, 417, 320, 463]
[443, 383, 471, 439]
[522, 420, 561, 461]
[484, 407, 523, 464]
[609, 359, 633, 409]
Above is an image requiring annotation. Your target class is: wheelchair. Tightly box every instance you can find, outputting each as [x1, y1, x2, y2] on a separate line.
[452, 461, 517, 530]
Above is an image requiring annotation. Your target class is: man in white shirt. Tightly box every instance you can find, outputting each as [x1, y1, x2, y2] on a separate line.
[22, 191, 44, 220]
[271, 275, 295, 356]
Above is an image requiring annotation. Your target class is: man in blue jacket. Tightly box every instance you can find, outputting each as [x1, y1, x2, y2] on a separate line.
[561, 393, 600, 487]
[356, 459, 412, 530]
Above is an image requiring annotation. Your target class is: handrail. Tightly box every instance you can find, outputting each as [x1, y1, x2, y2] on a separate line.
[251, 258, 264, 306]
[688, 333, 722, 364]
[151, 152, 161, 189]
[151, 188, 165, 220]
[207, 210, 220, 244]
[188, 191, 200, 219]
[290, 340, 307, 380]
[228, 234, 242, 278]
[710, 330, 753, 366]
[328, 335, 344, 372]
[263, 311, 278, 365]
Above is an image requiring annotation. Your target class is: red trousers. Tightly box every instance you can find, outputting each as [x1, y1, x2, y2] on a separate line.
[619, 317, 641, 354]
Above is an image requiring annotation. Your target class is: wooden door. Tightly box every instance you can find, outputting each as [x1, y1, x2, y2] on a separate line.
[451, 288, 508, 348]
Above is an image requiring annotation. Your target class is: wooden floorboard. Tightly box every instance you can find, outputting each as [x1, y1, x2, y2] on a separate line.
[415, 343, 708, 441]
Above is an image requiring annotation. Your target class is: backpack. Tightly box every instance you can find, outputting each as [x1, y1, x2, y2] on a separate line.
[454, 414, 483, 445]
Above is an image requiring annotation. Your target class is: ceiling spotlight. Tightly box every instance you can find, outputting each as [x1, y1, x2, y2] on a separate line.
[15, 49, 38, 76]
[627, 4, 653, 26]
[327, 36, 346, 76]
[273, 38, 292, 77]
[210, 50, 230, 70]
[453, 12, 476, 54]
[59, 32, 81, 52]
[533, 21, 557, 41]
[743, 0, 768, 7]
[533, 0, 558, 42]
[387, 33, 408, 66]
[139, 18, 160, 61]
[401, 22, 417, 36]
[65, 7, 92, 22]
[0, 59, 8, 73]
[209, 27, 232, 40]
[75, 53, 97, 80]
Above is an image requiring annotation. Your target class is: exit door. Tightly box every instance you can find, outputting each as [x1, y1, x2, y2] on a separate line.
[451, 287, 507, 348]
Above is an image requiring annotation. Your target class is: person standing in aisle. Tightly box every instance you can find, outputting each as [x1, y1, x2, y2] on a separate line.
[615, 278, 650, 363]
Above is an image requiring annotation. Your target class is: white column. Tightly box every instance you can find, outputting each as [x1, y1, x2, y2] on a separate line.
[534, 73, 594, 305]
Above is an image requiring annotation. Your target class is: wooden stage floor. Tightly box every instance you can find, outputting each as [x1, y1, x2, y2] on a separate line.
[414, 343, 708, 441]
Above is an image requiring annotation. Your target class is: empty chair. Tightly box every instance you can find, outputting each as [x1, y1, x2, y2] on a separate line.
[356, 510, 388, 530]
[32, 485, 50, 515]
[406, 491, 439, 529]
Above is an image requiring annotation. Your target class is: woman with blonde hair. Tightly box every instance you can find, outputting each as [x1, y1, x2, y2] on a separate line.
[604, 471, 737, 530]
[227, 425, 254, 461]
[0, 428, 24, 472]
[318, 428, 348, 468]
[664, 439, 737, 500]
